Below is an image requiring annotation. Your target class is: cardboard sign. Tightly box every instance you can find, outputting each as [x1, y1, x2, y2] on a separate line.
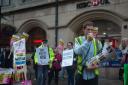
[62, 49, 74, 67]
[13, 39, 26, 66]
[36, 47, 49, 65]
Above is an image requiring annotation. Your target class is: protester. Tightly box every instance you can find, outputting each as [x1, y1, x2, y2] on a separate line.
[32, 46, 40, 80]
[34, 40, 54, 85]
[57, 39, 65, 80]
[5, 46, 13, 68]
[48, 47, 62, 85]
[57, 39, 64, 54]
[0, 46, 13, 68]
[0, 48, 4, 67]
[74, 21, 102, 85]
[65, 42, 76, 85]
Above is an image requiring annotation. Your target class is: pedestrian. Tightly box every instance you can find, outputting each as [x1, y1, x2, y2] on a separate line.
[74, 21, 102, 85]
[65, 42, 76, 85]
[5, 46, 13, 68]
[0, 48, 4, 67]
[32, 50, 38, 80]
[120, 38, 128, 85]
[48, 48, 62, 85]
[34, 40, 54, 85]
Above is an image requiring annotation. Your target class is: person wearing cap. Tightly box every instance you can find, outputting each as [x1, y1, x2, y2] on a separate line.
[74, 21, 102, 85]
[34, 40, 54, 85]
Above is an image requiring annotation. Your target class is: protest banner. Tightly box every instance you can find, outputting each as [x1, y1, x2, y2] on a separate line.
[124, 64, 128, 85]
[13, 38, 27, 81]
[13, 39, 26, 66]
[61, 49, 74, 67]
[36, 47, 49, 65]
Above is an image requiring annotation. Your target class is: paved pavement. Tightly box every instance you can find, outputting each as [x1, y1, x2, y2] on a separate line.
[98, 79, 122, 85]
[31, 78, 122, 85]
[24, 64, 123, 85]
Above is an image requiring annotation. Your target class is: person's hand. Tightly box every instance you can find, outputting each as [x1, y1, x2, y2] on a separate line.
[87, 63, 99, 70]
[48, 70, 51, 73]
[87, 33, 94, 41]
[54, 58, 57, 61]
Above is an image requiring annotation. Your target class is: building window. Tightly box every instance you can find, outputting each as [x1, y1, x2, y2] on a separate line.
[1, 0, 11, 7]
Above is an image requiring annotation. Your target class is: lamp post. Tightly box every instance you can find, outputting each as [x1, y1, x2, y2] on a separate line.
[55, 0, 59, 47]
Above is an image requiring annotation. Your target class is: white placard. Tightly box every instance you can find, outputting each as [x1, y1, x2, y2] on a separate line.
[61, 49, 74, 67]
[13, 39, 26, 66]
[36, 47, 49, 65]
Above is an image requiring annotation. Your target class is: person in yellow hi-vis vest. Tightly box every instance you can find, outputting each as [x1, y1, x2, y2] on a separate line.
[74, 21, 102, 85]
[34, 40, 54, 85]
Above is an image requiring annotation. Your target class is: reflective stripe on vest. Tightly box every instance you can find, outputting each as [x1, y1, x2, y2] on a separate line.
[75, 37, 83, 74]
[93, 38, 100, 75]
[77, 56, 83, 74]
[34, 53, 38, 64]
[76, 37, 100, 75]
[48, 47, 55, 68]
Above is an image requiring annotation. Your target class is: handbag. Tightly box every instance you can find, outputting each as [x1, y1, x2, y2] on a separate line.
[52, 53, 62, 71]
[52, 61, 61, 71]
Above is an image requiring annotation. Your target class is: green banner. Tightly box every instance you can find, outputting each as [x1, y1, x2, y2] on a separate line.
[124, 64, 128, 85]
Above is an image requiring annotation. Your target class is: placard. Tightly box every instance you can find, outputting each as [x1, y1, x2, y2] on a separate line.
[36, 47, 49, 65]
[13, 39, 26, 66]
[61, 49, 74, 67]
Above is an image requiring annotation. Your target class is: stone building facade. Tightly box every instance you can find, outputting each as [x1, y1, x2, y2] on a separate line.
[1, 0, 128, 49]
[1, 0, 128, 80]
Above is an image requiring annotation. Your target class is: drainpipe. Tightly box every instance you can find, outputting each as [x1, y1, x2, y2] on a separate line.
[55, 0, 59, 47]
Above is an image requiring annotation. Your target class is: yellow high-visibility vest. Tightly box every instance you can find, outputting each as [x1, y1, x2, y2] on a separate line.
[93, 38, 99, 75]
[75, 36, 101, 75]
[34, 45, 54, 68]
[75, 36, 83, 74]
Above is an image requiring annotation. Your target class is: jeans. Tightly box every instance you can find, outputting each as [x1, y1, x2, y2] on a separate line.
[66, 67, 75, 85]
[48, 69, 60, 85]
[33, 64, 38, 79]
[37, 65, 48, 85]
[75, 73, 83, 85]
[59, 67, 65, 79]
